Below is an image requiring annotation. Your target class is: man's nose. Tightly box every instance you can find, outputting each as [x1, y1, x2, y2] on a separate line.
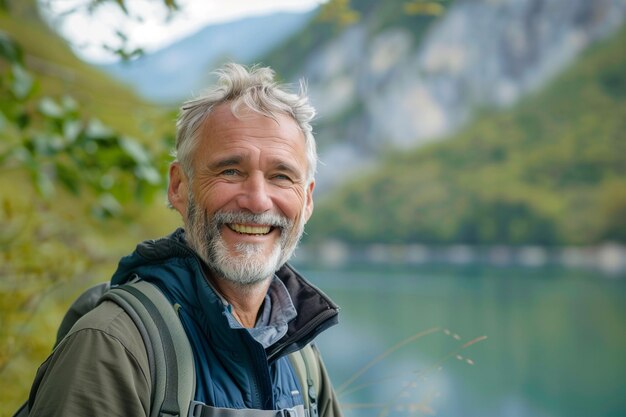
[237, 173, 272, 213]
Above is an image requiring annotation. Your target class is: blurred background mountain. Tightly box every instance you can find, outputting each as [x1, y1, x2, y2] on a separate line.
[101, 10, 316, 103]
[1, 0, 625, 416]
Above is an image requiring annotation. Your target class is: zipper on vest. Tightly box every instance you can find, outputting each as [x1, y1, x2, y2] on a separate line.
[247, 331, 274, 409]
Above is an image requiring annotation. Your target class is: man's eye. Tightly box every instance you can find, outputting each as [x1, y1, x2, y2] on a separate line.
[221, 169, 238, 176]
[273, 174, 293, 182]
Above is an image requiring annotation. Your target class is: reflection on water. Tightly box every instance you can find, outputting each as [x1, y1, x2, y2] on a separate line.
[299, 265, 626, 417]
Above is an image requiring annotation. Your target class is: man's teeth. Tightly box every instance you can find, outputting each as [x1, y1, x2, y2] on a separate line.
[229, 224, 271, 235]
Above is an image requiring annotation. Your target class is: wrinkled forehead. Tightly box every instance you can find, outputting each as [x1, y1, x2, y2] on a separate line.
[198, 103, 306, 159]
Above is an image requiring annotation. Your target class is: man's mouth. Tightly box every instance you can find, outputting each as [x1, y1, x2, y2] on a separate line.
[227, 223, 273, 236]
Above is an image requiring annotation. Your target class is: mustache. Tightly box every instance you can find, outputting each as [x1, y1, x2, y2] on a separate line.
[212, 211, 292, 229]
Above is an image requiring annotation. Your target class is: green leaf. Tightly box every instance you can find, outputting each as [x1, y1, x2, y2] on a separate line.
[31, 132, 63, 155]
[135, 165, 161, 185]
[38, 97, 64, 119]
[114, 29, 128, 42]
[60, 96, 78, 114]
[164, 0, 180, 11]
[84, 118, 115, 140]
[93, 193, 122, 218]
[115, 0, 128, 15]
[119, 137, 150, 164]
[0, 31, 23, 64]
[62, 119, 82, 142]
[10, 64, 33, 99]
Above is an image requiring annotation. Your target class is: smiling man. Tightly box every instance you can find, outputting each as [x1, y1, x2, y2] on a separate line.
[172, 105, 314, 307]
[27, 64, 342, 417]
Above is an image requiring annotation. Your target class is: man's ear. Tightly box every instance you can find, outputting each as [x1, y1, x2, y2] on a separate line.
[304, 180, 315, 222]
[168, 162, 189, 219]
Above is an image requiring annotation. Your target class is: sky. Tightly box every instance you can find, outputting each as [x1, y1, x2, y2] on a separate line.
[39, 0, 325, 64]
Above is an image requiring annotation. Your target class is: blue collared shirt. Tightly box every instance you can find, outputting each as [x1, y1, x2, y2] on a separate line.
[222, 276, 298, 348]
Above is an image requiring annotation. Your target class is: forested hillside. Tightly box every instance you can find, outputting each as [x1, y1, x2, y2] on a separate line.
[0, 2, 178, 411]
[307, 24, 626, 246]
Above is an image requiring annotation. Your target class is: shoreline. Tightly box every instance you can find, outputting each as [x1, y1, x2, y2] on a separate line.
[295, 241, 626, 276]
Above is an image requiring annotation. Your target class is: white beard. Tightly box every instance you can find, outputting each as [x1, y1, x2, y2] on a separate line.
[210, 239, 283, 286]
[184, 192, 306, 286]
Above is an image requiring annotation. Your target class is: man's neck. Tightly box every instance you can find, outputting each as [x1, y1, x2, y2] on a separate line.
[209, 275, 272, 328]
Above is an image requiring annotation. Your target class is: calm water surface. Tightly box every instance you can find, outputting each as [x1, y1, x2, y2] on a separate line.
[299, 265, 626, 417]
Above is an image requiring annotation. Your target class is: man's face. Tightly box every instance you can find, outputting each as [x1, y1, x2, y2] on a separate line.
[170, 104, 314, 285]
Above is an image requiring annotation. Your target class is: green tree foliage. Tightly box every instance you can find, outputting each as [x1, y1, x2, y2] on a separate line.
[0, 1, 179, 411]
[308, 24, 626, 246]
[0, 12, 168, 215]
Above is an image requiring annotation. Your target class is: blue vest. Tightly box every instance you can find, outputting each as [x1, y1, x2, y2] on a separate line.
[111, 229, 339, 410]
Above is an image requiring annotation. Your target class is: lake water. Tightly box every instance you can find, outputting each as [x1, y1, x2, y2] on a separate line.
[299, 264, 626, 417]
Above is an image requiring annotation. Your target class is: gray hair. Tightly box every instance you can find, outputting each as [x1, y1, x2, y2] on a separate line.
[174, 63, 317, 183]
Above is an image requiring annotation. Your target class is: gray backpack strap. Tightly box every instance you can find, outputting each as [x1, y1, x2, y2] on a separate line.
[288, 344, 320, 417]
[103, 280, 195, 417]
[188, 402, 308, 417]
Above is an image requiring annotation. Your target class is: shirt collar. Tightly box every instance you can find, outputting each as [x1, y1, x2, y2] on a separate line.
[222, 275, 298, 348]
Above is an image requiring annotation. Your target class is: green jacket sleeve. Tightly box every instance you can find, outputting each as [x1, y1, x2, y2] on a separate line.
[313, 344, 344, 417]
[28, 302, 151, 417]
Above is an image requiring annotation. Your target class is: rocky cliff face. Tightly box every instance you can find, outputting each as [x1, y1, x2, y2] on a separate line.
[301, 0, 626, 191]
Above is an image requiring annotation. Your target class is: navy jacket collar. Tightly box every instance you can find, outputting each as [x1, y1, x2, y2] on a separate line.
[110, 228, 340, 359]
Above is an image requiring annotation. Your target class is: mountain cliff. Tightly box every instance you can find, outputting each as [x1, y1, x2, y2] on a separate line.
[305, 21, 626, 246]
